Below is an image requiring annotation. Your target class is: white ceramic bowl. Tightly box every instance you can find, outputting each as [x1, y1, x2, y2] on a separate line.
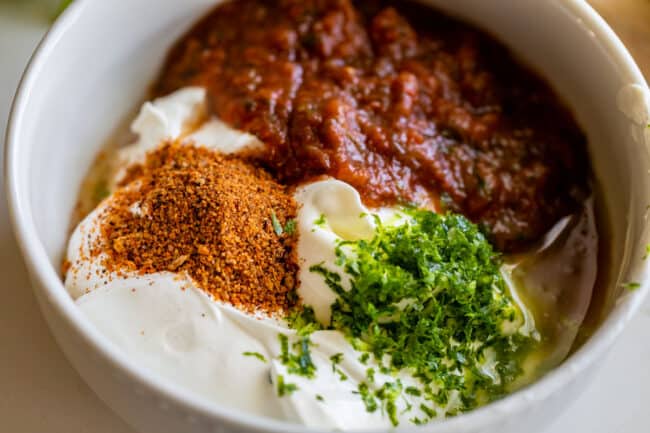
[5, 1, 650, 432]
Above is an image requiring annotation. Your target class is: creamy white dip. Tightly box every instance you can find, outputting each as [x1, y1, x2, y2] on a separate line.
[65, 88, 534, 429]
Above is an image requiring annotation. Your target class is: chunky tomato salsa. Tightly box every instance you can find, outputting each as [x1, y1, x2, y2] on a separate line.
[156, 0, 590, 252]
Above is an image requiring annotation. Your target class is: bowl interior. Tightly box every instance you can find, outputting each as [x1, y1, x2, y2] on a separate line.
[6, 0, 650, 432]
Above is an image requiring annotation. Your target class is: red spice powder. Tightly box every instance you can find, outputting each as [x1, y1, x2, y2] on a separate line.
[93, 142, 299, 314]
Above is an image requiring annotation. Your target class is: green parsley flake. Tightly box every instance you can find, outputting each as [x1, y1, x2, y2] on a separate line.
[242, 351, 267, 363]
[271, 211, 283, 235]
[278, 334, 317, 378]
[353, 380, 403, 426]
[276, 374, 299, 397]
[330, 353, 344, 371]
[355, 382, 378, 413]
[366, 367, 376, 384]
[405, 386, 421, 397]
[314, 214, 327, 227]
[419, 404, 437, 419]
[622, 281, 641, 291]
[410, 416, 425, 426]
[328, 352, 348, 381]
[316, 394, 325, 402]
[284, 219, 297, 234]
[303, 209, 536, 423]
[287, 306, 322, 336]
[330, 353, 348, 382]
[377, 380, 403, 426]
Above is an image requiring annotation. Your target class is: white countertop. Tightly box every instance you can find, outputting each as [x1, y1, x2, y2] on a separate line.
[1, 3, 648, 432]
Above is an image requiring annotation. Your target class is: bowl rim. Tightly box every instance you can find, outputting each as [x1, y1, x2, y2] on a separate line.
[4, 1, 650, 432]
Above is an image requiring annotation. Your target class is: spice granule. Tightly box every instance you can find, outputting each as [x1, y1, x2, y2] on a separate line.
[93, 142, 299, 314]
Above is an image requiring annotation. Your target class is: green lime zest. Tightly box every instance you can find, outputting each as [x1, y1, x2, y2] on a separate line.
[242, 351, 267, 362]
[622, 281, 641, 291]
[302, 209, 536, 422]
[276, 374, 299, 397]
[284, 219, 297, 234]
[278, 334, 316, 379]
[313, 214, 327, 228]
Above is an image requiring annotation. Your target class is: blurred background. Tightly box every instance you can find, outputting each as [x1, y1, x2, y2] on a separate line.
[0, 1, 648, 432]
[2, 0, 647, 76]
[591, 0, 650, 75]
[0, 0, 67, 21]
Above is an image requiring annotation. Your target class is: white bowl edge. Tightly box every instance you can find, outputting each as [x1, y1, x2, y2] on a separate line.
[4, 1, 650, 433]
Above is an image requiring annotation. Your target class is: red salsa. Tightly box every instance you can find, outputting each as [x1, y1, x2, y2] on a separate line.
[156, 0, 590, 252]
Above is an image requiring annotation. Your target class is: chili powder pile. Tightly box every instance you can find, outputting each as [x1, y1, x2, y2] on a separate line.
[93, 142, 299, 314]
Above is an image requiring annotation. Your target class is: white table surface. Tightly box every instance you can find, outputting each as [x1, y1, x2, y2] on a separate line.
[1, 3, 649, 433]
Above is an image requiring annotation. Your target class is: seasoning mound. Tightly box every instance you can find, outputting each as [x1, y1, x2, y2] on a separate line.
[94, 142, 299, 314]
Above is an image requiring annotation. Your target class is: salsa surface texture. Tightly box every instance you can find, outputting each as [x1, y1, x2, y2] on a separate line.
[156, 0, 591, 252]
